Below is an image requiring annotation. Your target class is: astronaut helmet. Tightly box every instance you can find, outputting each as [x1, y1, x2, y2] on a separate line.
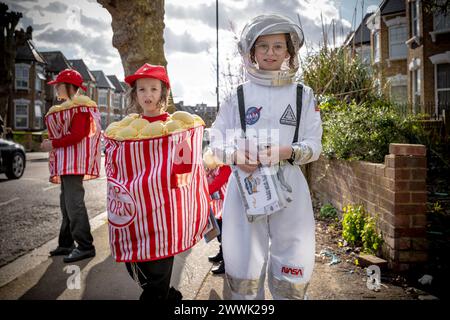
[238, 14, 304, 86]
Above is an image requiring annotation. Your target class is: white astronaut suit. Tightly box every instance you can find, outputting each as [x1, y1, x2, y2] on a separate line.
[210, 15, 323, 300]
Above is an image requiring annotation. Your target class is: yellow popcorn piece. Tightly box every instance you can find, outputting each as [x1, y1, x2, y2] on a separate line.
[130, 118, 149, 131]
[116, 126, 138, 139]
[120, 116, 137, 127]
[171, 111, 195, 126]
[140, 121, 165, 138]
[164, 119, 184, 133]
[193, 114, 205, 126]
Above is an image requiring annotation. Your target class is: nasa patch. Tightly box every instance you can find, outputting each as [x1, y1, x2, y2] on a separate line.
[245, 106, 263, 125]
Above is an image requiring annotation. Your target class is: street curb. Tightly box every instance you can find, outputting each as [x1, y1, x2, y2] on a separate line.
[0, 211, 108, 288]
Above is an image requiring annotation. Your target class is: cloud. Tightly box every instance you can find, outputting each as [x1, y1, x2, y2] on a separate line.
[165, 0, 352, 48]
[164, 28, 211, 54]
[79, 9, 110, 29]
[35, 28, 116, 62]
[32, 1, 68, 14]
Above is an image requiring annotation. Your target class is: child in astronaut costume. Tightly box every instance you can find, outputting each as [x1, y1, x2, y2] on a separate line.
[210, 14, 322, 300]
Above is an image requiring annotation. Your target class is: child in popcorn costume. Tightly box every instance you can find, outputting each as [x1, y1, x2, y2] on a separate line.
[103, 64, 209, 300]
[41, 69, 101, 263]
[210, 15, 323, 300]
[203, 148, 231, 274]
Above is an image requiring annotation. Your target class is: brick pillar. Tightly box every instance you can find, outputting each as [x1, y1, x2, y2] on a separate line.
[387, 143, 428, 271]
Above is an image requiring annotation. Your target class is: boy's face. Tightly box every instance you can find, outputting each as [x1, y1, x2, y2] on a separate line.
[254, 34, 289, 71]
[136, 78, 163, 116]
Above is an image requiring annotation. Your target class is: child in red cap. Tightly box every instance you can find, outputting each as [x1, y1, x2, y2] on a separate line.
[109, 63, 184, 301]
[41, 68, 101, 263]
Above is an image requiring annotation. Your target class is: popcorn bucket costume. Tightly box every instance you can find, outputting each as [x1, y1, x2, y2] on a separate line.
[104, 65, 210, 263]
[45, 68, 100, 261]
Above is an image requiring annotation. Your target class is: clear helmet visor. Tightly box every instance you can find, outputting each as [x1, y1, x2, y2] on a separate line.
[238, 14, 304, 86]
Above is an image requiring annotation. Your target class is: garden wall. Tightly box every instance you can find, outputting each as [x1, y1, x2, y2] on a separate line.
[309, 143, 428, 271]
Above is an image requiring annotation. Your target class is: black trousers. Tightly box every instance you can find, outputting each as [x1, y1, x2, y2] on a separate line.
[125, 256, 174, 300]
[217, 218, 222, 243]
[58, 175, 94, 251]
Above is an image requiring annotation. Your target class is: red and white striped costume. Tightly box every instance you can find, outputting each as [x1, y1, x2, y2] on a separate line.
[209, 184, 228, 219]
[45, 99, 101, 184]
[206, 166, 231, 219]
[104, 125, 210, 262]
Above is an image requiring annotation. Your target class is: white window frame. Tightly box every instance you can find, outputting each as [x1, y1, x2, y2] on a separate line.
[98, 89, 108, 107]
[15, 63, 30, 90]
[389, 24, 407, 60]
[429, 52, 450, 117]
[430, 9, 450, 41]
[412, 68, 421, 114]
[373, 31, 380, 63]
[436, 63, 450, 116]
[35, 65, 45, 92]
[410, 0, 420, 38]
[14, 99, 30, 129]
[34, 101, 44, 129]
[388, 74, 408, 104]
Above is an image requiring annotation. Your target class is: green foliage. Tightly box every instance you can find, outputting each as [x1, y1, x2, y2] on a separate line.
[342, 204, 384, 255]
[319, 203, 338, 220]
[319, 98, 426, 163]
[361, 216, 384, 255]
[301, 47, 377, 103]
[342, 204, 366, 246]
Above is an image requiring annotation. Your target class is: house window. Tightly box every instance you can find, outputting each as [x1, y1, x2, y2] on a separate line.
[412, 69, 421, 113]
[434, 9, 450, 31]
[437, 63, 450, 109]
[410, 1, 420, 38]
[98, 90, 108, 106]
[389, 25, 407, 59]
[101, 113, 107, 129]
[391, 84, 408, 104]
[15, 64, 30, 90]
[14, 101, 29, 129]
[373, 31, 380, 63]
[34, 103, 43, 129]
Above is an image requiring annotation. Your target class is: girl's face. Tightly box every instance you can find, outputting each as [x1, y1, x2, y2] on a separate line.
[55, 83, 69, 100]
[136, 78, 163, 117]
[253, 34, 289, 71]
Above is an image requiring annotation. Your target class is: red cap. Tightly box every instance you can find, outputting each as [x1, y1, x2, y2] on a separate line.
[124, 63, 170, 89]
[47, 69, 87, 91]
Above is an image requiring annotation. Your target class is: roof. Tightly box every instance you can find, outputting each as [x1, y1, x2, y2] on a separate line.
[380, 0, 405, 16]
[91, 70, 115, 89]
[69, 59, 96, 83]
[16, 40, 46, 64]
[346, 13, 372, 46]
[107, 75, 126, 93]
[40, 51, 71, 73]
[120, 81, 129, 91]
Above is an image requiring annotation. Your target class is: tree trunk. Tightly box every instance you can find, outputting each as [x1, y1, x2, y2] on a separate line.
[0, 3, 24, 126]
[97, 0, 175, 112]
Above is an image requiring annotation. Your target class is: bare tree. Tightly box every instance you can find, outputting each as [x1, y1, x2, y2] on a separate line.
[0, 3, 31, 126]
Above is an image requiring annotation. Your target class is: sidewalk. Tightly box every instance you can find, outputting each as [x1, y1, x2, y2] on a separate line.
[0, 209, 423, 300]
[0, 212, 223, 300]
[26, 152, 49, 162]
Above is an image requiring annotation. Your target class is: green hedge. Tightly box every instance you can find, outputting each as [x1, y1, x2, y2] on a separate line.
[319, 97, 425, 163]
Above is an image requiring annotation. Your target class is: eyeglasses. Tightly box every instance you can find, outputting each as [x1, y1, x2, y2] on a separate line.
[254, 42, 287, 55]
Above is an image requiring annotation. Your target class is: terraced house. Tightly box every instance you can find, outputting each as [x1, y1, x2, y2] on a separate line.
[363, 0, 450, 119]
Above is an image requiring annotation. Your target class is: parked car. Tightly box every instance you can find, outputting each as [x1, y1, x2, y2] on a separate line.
[0, 138, 26, 179]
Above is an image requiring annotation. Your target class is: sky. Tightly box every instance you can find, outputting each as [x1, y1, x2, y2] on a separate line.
[5, 0, 381, 106]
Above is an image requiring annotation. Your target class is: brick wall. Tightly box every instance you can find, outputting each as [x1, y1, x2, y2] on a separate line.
[309, 143, 428, 271]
